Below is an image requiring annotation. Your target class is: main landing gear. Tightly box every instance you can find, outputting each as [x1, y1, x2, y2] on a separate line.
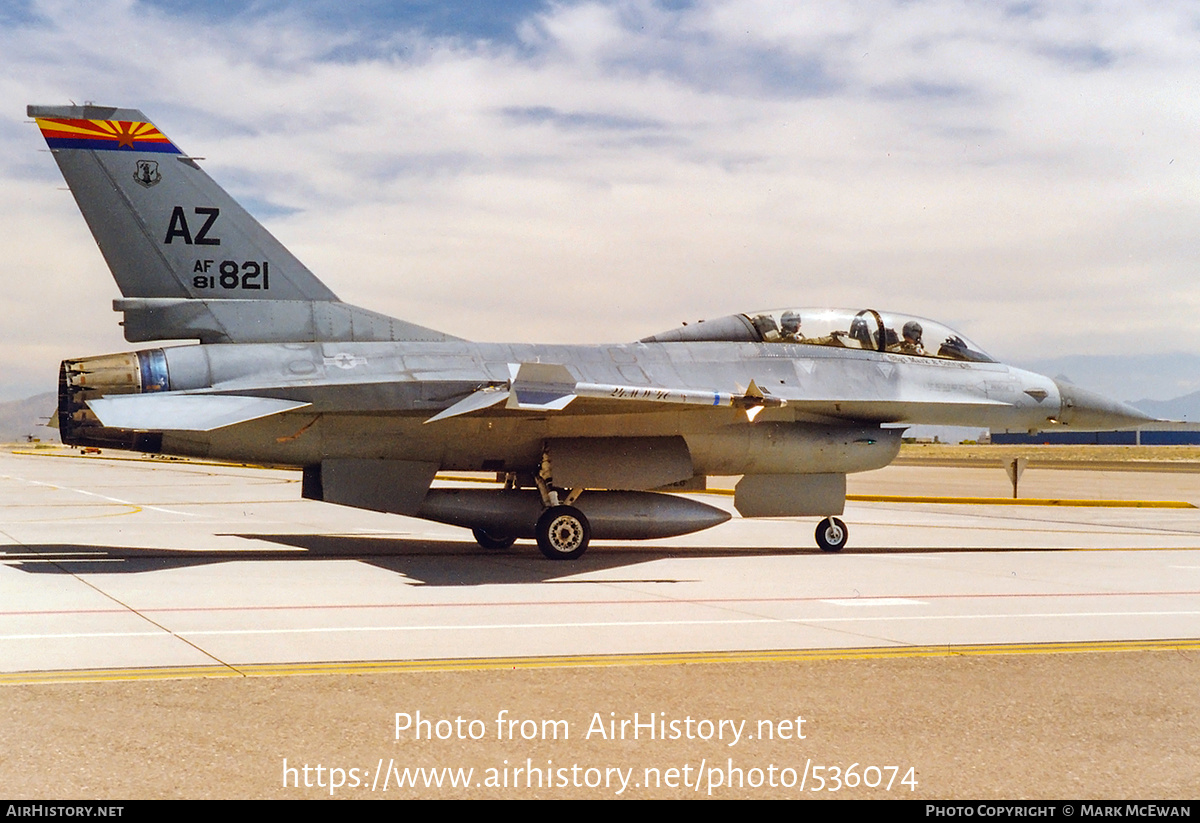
[532, 456, 590, 560]
[472, 528, 517, 550]
[535, 505, 591, 560]
[469, 504, 592, 559]
[815, 517, 848, 552]
[469, 456, 593, 560]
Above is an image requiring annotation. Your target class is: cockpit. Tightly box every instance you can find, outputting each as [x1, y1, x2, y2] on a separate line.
[641, 308, 994, 363]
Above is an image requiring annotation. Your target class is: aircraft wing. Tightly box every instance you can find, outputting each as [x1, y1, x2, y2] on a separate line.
[425, 363, 789, 423]
[424, 361, 1011, 425]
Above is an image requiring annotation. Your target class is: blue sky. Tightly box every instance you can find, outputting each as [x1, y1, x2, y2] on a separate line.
[141, 1, 552, 38]
[2, 0, 1199, 400]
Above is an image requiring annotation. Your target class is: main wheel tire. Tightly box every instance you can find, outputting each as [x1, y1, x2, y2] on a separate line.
[815, 517, 848, 552]
[535, 505, 591, 560]
[472, 528, 516, 550]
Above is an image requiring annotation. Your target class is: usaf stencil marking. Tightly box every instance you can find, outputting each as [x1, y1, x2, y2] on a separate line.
[192, 260, 270, 291]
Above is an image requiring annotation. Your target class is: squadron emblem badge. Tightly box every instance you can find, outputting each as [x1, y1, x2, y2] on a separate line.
[133, 159, 161, 188]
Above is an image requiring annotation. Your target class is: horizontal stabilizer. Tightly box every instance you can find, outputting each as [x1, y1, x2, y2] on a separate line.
[86, 394, 309, 432]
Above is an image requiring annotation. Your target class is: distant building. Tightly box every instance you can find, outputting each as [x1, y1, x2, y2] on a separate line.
[991, 427, 1200, 445]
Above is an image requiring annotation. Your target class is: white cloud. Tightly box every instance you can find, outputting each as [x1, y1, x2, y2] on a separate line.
[2, 0, 1199, 401]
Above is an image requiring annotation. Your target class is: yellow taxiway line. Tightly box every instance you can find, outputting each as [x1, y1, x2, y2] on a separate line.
[843, 494, 1196, 508]
[3, 638, 1197, 686]
[436, 474, 1196, 509]
[13, 453, 1195, 508]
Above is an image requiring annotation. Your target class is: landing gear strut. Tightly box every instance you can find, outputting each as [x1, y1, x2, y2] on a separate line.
[815, 517, 848, 552]
[533, 449, 590, 560]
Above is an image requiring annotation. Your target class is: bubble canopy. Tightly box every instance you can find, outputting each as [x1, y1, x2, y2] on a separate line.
[642, 308, 995, 363]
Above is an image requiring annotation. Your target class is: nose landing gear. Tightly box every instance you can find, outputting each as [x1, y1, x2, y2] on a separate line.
[815, 517, 848, 552]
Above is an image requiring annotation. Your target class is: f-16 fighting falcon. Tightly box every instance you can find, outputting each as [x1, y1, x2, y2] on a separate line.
[29, 104, 1154, 559]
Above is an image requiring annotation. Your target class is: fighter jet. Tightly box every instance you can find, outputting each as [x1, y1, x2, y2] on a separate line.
[29, 104, 1154, 559]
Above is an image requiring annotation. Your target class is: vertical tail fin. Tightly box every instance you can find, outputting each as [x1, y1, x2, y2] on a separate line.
[30, 104, 458, 344]
[29, 104, 337, 302]
[31, 103, 338, 303]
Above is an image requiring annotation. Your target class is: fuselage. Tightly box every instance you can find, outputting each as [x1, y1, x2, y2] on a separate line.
[61, 336, 1065, 478]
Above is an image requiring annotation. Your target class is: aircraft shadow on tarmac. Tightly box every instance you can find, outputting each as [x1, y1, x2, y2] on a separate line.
[1, 535, 1068, 587]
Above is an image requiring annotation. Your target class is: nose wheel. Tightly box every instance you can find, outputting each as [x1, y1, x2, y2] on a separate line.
[536, 505, 591, 560]
[815, 517, 848, 552]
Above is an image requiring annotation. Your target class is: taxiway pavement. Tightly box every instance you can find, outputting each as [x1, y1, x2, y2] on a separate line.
[3, 449, 1198, 678]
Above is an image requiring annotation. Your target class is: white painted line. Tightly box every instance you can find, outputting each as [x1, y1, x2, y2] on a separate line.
[13, 476, 198, 517]
[821, 598, 926, 607]
[3, 609, 1199, 641]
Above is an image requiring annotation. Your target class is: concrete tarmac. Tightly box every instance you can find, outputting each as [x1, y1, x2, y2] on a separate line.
[2, 449, 1198, 799]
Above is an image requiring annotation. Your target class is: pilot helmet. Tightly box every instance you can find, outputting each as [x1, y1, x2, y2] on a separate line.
[780, 311, 801, 334]
[902, 320, 923, 344]
[849, 314, 872, 346]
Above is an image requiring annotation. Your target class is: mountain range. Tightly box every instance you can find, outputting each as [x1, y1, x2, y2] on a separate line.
[0, 392, 56, 443]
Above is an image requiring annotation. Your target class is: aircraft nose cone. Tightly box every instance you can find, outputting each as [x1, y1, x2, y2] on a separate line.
[1053, 380, 1157, 429]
